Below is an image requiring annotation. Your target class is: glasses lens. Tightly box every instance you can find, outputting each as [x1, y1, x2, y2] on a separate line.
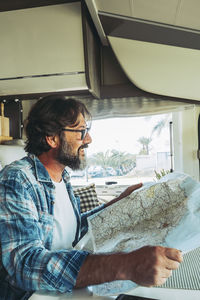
[82, 128, 91, 140]
[81, 128, 86, 140]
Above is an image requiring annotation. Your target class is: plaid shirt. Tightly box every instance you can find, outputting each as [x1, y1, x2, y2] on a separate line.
[0, 154, 104, 300]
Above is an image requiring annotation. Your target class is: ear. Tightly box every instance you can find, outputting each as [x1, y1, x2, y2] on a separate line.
[45, 135, 60, 149]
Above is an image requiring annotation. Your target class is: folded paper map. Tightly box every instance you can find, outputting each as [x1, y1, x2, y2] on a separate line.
[75, 172, 200, 295]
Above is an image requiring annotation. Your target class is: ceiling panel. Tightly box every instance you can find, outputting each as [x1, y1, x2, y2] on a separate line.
[86, 0, 200, 101]
[95, 0, 132, 17]
[93, 0, 200, 31]
[175, 0, 200, 30]
[132, 0, 179, 24]
[0, 0, 79, 12]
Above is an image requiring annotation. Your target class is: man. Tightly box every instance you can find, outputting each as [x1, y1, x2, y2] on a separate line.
[0, 95, 182, 300]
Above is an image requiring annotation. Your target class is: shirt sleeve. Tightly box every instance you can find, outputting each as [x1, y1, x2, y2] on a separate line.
[79, 203, 105, 241]
[0, 169, 89, 293]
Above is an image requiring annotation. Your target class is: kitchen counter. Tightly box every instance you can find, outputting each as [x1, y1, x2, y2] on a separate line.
[29, 286, 200, 300]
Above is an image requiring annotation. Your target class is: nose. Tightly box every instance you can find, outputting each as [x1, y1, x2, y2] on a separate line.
[83, 131, 92, 144]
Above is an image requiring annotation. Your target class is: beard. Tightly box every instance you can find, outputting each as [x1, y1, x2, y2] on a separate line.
[56, 137, 87, 170]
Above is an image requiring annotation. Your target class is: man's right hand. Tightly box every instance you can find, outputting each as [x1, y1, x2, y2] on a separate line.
[119, 245, 183, 286]
[76, 245, 183, 288]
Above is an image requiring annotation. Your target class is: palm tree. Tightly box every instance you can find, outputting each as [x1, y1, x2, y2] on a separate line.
[137, 136, 152, 155]
[88, 150, 112, 169]
[110, 150, 136, 173]
[151, 114, 172, 136]
[88, 150, 136, 174]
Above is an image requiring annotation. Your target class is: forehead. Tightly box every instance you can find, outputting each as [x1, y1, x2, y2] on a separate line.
[73, 113, 86, 126]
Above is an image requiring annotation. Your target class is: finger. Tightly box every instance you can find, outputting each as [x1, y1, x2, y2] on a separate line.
[135, 183, 143, 189]
[166, 259, 180, 270]
[162, 268, 172, 279]
[155, 277, 168, 287]
[165, 248, 183, 263]
[153, 269, 172, 287]
[130, 183, 143, 191]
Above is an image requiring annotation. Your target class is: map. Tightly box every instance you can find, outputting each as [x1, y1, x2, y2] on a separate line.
[75, 172, 200, 295]
[88, 178, 187, 253]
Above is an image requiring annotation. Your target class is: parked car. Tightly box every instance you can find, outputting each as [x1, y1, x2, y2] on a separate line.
[70, 170, 85, 178]
[105, 167, 117, 177]
[88, 166, 105, 178]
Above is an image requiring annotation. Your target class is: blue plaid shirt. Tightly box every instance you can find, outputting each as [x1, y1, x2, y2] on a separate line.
[0, 154, 104, 300]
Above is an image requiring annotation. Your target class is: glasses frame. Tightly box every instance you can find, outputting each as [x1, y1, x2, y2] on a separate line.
[61, 127, 90, 140]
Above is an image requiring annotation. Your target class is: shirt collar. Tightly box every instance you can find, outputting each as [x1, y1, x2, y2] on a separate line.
[28, 154, 70, 183]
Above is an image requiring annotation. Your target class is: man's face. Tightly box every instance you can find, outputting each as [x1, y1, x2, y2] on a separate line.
[56, 113, 92, 170]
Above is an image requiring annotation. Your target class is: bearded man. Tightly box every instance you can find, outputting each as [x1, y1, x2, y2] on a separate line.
[0, 95, 182, 300]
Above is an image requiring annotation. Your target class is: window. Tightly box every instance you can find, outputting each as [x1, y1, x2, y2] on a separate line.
[70, 113, 172, 186]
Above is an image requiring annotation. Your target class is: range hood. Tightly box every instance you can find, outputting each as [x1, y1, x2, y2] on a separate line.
[0, 2, 100, 99]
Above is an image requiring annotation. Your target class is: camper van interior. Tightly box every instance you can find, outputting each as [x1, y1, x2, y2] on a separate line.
[0, 0, 200, 299]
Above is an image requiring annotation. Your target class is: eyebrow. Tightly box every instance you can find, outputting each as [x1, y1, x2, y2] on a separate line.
[69, 122, 87, 129]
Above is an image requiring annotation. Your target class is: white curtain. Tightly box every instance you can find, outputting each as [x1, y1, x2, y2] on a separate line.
[80, 96, 194, 120]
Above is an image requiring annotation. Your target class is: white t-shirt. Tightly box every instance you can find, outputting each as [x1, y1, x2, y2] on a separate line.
[51, 179, 77, 250]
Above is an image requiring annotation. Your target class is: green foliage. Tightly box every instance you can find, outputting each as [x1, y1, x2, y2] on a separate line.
[88, 149, 136, 171]
[151, 115, 172, 137]
[137, 136, 152, 155]
[154, 169, 170, 181]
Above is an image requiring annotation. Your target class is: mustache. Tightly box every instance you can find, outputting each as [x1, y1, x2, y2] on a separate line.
[79, 144, 88, 150]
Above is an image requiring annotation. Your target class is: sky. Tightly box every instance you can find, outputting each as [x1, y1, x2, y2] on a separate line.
[86, 113, 172, 157]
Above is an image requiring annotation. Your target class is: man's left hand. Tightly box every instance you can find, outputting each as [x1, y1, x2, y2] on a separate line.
[105, 183, 143, 208]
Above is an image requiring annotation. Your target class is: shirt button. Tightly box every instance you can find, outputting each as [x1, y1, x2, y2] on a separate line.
[51, 201, 55, 205]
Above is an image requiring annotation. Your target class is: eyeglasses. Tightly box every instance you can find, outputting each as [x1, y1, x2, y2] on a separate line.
[61, 127, 90, 140]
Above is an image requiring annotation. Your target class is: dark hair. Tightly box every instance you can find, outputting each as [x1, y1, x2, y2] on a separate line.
[24, 95, 91, 156]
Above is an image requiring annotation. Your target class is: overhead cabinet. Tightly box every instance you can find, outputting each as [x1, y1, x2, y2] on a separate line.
[0, 2, 100, 98]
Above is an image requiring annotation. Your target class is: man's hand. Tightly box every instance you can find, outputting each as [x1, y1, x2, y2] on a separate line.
[76, 245, 182, 288]
[120, 246, 183, 286]
[105, 183, 143, 208]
